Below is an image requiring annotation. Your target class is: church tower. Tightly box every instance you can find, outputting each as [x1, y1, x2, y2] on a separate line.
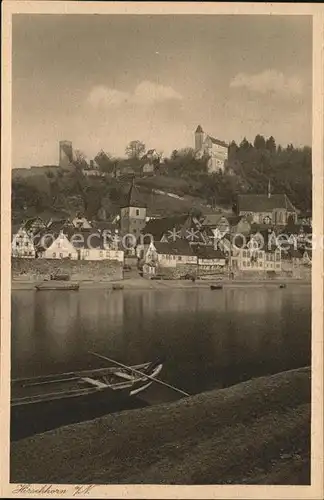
[195, 125, 205, 151]
[120, 178, 147, 243]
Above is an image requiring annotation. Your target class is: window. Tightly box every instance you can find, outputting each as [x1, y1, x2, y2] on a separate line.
[85, 250, 90, 257]
[178, 256, 182, 261]
[99, 251, 103, 257]
[53, 253, 56, 258]
[259, 262, 263, 267]
[259, 252, 263, 259]
[59, 253, 63, 258]
[243, 260, 247, 267]
[276, 263, 280, 268]
[247, 261, 251, 267]
[68, 253, 72, 258]
[243, 250, 246, 258]
[136, 209, 140, 216]
[247, 251, 250, 258]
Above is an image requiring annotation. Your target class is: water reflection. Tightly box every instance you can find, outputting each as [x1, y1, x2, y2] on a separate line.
[11, 287, 311, 394]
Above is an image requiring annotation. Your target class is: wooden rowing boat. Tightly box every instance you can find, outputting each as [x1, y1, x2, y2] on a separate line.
[11, 361, 163, 408]
[210, 284, 223, 290]
[35, 282, 80, 291]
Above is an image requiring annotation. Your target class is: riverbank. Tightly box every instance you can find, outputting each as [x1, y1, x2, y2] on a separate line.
[11, 277, 311, 290]
[11, 367, 310, 485]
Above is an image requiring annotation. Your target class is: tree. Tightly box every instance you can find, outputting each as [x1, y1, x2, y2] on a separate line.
[125, 140, 145, 159]
[239, 137, 252, 150]
[94, 150, 115, 174]
[73, 149, 88, 170]
[265, 136, 276, 153]
[253, 134, 266, 150]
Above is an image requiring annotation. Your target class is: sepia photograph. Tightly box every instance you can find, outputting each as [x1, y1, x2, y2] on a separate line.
[1, 2, 323, 498]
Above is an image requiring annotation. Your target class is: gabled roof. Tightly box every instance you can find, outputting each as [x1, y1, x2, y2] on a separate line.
[143, 214, 189, 241]
[209, 136, 229, 148]
[238, 194, 296, 213]
[193, 246, 226, 260]
[154, 240, 194, 257]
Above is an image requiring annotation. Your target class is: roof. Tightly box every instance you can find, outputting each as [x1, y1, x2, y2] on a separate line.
[121, 179, 146, 208]
[210, 136, 229, 148]
[34, 228, 76, 250]
[92, 221, 119, 232]
[143, 214, 189, 241]
[226, 215, 244, 226]
[195, 125, 203, 133]
[238, 194, 296, 213]
[154, 240, 194, 257]
[70, 230, 103, 250]
[202, 213, 229, 227]
[193, 246, 226, 260]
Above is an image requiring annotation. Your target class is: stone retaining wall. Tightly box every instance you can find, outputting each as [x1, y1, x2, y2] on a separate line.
[11, 258, 123, 282]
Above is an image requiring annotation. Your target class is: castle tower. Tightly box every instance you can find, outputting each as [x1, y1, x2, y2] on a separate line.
[59, 140, 73, 168]
[120, 177, 147, 244]
[195, 125, 205, 151]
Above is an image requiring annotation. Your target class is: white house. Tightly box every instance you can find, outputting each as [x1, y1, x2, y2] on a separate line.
[194, 246, 227, 271]
[37, 231, 78, 260]
[145, 240, 197, 268]
[71, 230, 124, 262]
[36, 229, 124, 262]
[12, 226, 36, 258]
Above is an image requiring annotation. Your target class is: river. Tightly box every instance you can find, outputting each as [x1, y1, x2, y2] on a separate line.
[11, 286, 311, 396]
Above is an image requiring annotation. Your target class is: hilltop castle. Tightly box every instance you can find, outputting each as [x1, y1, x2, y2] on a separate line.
[194, 125, 228, 174]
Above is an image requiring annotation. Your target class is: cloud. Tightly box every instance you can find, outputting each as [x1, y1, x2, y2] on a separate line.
[229, 70, 303, 97]
[87, 86, 129, 108]
[87, 81, 182, 108]
[133, 80, 183, 104]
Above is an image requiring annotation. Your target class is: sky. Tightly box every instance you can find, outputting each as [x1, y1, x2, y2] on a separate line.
[12, 14, 312, 168]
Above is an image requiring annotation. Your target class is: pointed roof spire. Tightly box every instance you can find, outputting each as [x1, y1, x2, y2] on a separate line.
[195, 125, 204, 133]
[123, 176, 146, 208]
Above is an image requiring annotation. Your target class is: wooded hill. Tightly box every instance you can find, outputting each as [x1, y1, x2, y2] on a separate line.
[12, 135, 311, 223]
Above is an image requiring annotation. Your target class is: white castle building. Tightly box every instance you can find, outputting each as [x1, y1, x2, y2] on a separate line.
[194, 125, 228, 174]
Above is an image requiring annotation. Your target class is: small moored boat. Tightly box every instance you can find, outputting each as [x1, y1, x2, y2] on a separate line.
[35, 282, 80, 291]
[11, 360, 163, 408]
[210, 284, 223, 290]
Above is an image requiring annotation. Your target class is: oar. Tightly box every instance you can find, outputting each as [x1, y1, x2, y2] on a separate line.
[88, 351, 190, 397]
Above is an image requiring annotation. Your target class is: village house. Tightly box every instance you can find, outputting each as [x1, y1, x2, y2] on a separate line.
[71, 214, 92, 229]
[144, 240, 197, 269]
[141, 149, 163, 176]
[36, 230, 78, 260]
[237, 192, 298, 226]
[194, 246, 227, 272]
[12, 225, 36, 258]
[71, 230, 123, 262]
[23, 217, 47, 236]
[227, 215, 252, 236]
[35, 228, 124, 262]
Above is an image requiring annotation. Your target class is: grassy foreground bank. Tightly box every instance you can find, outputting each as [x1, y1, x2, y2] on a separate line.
[11, 367, 310, 485]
